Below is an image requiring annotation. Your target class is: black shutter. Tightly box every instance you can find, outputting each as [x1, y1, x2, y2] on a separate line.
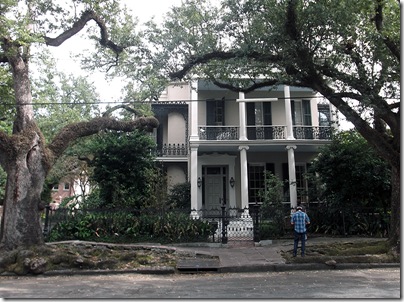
[302, 100, 312, 126]
[263, 102, 272, 125]
[291, 100, 295, 125]
[265, 163, 275, 175]
[263, 102, 272, 138]
[246, 102, 256, 139]
[206, 100, 215, 125]
[246, 102, 255, 125]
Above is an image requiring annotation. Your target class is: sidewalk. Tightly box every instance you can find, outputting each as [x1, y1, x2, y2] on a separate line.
[34, 236, 399, 276]
[171, 236, 399, 273]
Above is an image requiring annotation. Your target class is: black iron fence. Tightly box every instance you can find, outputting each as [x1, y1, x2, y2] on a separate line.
[42, 204, 389, 244]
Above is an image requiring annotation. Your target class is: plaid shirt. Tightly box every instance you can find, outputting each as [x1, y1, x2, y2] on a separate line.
[291, 210, 310, 233]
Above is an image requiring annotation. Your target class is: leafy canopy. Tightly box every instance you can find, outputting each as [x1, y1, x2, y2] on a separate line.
[85, 129, 157, 209]
[308, 130, 391, 208]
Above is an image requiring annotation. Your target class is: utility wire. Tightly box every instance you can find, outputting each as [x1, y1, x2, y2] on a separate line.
[0, 95, 351, 106]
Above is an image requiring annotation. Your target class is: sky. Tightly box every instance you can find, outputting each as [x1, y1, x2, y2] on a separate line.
[49, 0, 184, 103]
[48, 0, 353, 129]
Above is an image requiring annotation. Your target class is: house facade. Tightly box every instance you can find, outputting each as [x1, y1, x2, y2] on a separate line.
[152, 80, 335, 218]
[50, 176, 91, 210]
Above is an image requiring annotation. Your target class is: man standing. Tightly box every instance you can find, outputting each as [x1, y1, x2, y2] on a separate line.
[291, 205, 310, 257]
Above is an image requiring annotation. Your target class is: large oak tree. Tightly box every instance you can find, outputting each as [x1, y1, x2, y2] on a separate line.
[138, 0, 400, 246]
[0, 1, 158, 250]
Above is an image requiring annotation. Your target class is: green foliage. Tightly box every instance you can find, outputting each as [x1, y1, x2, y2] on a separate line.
[307, 130, 391, 209]
[47, 208, 212, 244]
[0, 65, 14, 134]
[30, 50, 102, 204]
[258, 172, 288, 238]
[141, 167, 169, 210]
[305, 130, 391, 237]
[167, 182, 191, 209]
[258, 171, 284, 206]
[307, 205, 390, 237]
[85, 129, 157, 209]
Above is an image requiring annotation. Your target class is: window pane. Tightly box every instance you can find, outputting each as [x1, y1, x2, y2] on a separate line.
[293, 101, 303, 125]
[248, 165, 265, 204]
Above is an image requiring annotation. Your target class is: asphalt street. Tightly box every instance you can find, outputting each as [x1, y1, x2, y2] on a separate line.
[0, 268, 400, 299]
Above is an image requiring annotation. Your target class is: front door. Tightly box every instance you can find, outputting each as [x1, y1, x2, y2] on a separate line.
[203, 166, 227, 210]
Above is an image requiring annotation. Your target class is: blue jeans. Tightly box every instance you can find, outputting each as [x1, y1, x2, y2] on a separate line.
[293, 231, 306, 256]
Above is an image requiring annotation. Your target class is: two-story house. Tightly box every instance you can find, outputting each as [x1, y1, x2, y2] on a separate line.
[152, 80, 335, 218]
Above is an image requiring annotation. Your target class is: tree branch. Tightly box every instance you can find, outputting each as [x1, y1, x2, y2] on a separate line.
[373, 0, 400, 62]
[169, 50, 281, 80]
[44, 9, 124, 56]
[102, 104, 143, 117]
[48, 116, 158, 161]
[211, 78, 279, 93]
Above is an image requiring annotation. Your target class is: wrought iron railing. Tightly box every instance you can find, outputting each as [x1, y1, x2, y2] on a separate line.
[246, 125, 286, 140]
[156, 143, 188, 156]
[199, 126, 239, 140]
[293, 126, 332, 140]
[198, 125, 331, 141]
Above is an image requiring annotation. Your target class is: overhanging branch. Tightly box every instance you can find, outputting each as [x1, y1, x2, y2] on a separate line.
[44, 9, 124, 56]
[48, 116, 158, 161]
[211, 79, 279, 93]
[373, 0, 400, 62]
[169, 50, 281, 80]
[102, 104, 143, 117]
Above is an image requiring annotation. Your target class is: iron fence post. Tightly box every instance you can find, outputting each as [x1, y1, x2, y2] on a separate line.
[221, 204, 228, 244]
[43, 205, 50, 237]
[253, 203, 260, 242]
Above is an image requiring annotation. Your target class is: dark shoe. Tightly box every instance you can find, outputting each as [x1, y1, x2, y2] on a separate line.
[293, 254, 297, 257]
[301, 254, 305, 257]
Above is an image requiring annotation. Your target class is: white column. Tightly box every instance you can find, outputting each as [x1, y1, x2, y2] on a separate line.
[239, 145, 250, 209]
[284, 85, 295, 140]
[286, 145, 297, 209]
[190, 145, 199, 218]
[238, 92, 247, 140]
[190, 81, 199, 141]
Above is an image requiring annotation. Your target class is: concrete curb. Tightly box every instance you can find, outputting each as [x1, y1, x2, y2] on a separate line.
[1, 262, 398, 277]
[219, 262, 400, 273]
[43, 266, 176, 276]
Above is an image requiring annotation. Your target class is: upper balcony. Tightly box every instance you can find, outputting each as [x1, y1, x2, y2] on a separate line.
[197, 125, 332, 141]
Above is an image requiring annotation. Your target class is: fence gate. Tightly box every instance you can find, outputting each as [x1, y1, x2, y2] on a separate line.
[200, 206, 260, 244]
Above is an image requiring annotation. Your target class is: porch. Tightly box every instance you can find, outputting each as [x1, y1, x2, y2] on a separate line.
[197, 125, 332, 141]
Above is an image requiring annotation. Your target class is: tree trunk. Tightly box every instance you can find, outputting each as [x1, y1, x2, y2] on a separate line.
[0, 129, 48, 250]
[0, 8, 159, 251]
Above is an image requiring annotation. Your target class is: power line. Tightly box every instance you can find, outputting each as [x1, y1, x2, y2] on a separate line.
[0, 95, 326, 106]
[0, 95, 399, 107]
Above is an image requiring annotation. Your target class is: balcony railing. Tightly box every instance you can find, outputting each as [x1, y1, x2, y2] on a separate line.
[156, 143, 188, 156]
[246, 125, 286, 140]
[293, 126, 332, 140]
[199, 126, 239, 140]
[197, 125, 331, 140]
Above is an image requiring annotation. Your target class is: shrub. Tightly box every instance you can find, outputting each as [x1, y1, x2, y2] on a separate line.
[47, 208, 211, 244]
[167, 182, 191, 209]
